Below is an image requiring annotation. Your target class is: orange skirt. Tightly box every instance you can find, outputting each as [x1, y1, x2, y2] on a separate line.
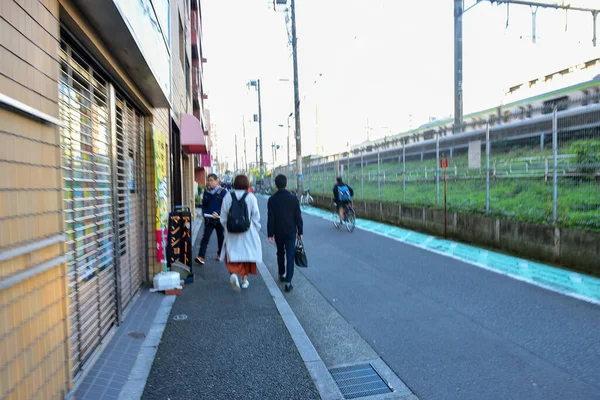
[225, 255, 257, 276]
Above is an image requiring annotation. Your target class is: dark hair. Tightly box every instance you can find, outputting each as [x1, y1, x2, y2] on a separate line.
[336, 177, 344, 185]
[233, 175, 250, 190]
[207, 173, 218, 181]
[275, 174, 287, 189]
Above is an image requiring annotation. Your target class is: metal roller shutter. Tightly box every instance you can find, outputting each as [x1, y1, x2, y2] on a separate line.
[59, 35, 147, 379]
[59, 39, 117, 377]
[115, 96, 145, 311]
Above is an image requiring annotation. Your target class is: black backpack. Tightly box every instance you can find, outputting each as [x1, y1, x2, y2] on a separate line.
[227, 192, 251, 233]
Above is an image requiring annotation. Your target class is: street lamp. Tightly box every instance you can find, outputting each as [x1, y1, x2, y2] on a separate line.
[271, 142, 280, 169]
[248, 79, 264, 186]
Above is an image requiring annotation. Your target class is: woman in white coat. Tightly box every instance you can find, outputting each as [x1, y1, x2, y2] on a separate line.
[219, 175, 262, 291]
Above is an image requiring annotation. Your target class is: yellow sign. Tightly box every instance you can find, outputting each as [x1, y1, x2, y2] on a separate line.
[153, 125, 168, 264]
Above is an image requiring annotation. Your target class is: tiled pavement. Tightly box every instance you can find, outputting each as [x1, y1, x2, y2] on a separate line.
[73, 214, 203, 400]
[73, 290, 165, 400]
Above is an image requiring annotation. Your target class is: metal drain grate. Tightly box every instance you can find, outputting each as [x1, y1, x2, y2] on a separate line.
[329, 363, 392, 399]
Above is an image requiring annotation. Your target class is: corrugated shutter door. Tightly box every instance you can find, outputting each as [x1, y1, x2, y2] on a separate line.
[115, 96, 145, 311]
[59, 39, 117, 377]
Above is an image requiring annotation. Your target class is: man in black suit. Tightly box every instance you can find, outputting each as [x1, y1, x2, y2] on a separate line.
[267, 174, 303, 292]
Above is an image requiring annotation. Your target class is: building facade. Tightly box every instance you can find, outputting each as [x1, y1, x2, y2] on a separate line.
[0, 0, 208, 397]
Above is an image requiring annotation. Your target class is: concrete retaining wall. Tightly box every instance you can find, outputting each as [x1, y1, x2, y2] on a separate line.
[312, 195, 600, 277]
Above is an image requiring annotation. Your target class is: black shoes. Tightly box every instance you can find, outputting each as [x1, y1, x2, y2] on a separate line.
[284, 284, 294, 293]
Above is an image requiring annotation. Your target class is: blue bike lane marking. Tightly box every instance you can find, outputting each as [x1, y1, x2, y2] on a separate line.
[298, 204, 600, 305]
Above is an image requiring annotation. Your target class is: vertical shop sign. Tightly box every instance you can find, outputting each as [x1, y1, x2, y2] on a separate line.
[153, 125, 169, 264]
[167, 209, 192, 268]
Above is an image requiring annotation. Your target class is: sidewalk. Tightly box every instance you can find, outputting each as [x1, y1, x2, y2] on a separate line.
[140, 220, 321, 400]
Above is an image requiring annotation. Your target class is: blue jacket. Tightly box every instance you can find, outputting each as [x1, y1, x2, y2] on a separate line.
[267, 189, 303, 240]
[203, 187, 227, 216]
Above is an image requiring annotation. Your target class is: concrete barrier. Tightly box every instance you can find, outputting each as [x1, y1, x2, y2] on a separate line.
[312, 195, 600, 277]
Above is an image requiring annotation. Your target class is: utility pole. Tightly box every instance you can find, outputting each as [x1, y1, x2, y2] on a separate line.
[249, 80, 264, 185]
[257, 79, 264, 185]
[234, 134, 238, 173]
[454, 0, 463, 135]
[255, 137, 258, 169]
[242, 115, 248, 172]
[291, 0, 303, 196]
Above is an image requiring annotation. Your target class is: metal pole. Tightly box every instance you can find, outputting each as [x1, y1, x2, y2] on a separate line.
[242, 116, 247, 172]
[593, 11, 598, 47]
[552, 107, 558, 224]
[291, 0, 303, 196]
[402, 142, 406, 202]
[436, 133, 440, 204]
[361, 152, 364, 200]
[108, 83, 122, 323]
[347, 152, 350, 184]
[257, 79, 264, 185]
[287, 114, 291, 167]
[321, 157, 324, 194]
[454, 0, 463, 134]
[532, 7, 537, 44]
[444, 167, 448, 238]
[235, 135, 238, 173]
[377, 149, 381, 201]
[485, 123, 491, 213]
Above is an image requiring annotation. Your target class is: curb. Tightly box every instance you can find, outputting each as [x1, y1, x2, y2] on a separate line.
[119, 295, 176, 400]
[256, 261, 345, 400]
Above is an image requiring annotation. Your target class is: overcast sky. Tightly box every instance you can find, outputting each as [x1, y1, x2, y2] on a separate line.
[201, 0, 598, 169]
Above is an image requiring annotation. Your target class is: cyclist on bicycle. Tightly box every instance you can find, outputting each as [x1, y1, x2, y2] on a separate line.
[333, 177, 354, 227]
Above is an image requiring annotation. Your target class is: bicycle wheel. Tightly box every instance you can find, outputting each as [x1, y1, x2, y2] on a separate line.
[301, 196, 307, 209]
[332, 204, 340, 228]
[345, 210, 356, 232]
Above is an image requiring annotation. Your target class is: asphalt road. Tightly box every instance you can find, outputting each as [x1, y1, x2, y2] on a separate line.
[257, 196, 600, 400]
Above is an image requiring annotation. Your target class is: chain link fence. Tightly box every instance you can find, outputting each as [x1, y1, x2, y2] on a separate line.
[281, 97, 600, 230]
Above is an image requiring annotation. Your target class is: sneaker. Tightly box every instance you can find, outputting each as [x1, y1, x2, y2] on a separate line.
[216, 255, 221, 262]
[196, 256, 205, 265]
[241, 280, 249, 289]
[284, 283, 294, 293]
[278, 275, 285, 282]
[230, 274, 241, 291]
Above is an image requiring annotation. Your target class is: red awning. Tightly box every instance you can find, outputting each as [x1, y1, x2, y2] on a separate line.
[181, 114, 207, 154]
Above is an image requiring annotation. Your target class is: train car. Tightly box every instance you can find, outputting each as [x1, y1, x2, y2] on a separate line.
[352, 62, 600, 155]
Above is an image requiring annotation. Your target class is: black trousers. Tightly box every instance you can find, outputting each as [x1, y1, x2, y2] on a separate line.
[276, 237, 296, 284]
[198, 219, 224, 258]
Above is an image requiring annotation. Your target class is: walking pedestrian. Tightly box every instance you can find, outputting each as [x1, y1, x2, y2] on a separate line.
[196, 174, 227, 265]
[267, 174, 303, 293]
[220, 175, 262, 291]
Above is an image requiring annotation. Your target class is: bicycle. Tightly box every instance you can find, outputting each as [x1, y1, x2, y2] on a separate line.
[300, 189, 314, 209]
[332, 202, 356, 232]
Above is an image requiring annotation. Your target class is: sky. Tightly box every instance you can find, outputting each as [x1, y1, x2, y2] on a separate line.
[201, 0, 599, 170]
